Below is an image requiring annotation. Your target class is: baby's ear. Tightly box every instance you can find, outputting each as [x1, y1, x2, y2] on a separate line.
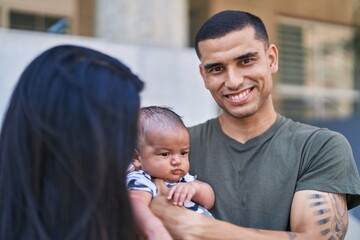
[132, 149, 142, 170]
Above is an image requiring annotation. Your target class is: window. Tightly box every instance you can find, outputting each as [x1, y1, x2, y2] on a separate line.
[278, 24, 305, 85]
[9, 10, 68, 33]
[276, 17, 359, 120]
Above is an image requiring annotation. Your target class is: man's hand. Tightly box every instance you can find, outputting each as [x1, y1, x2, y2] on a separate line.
[150, 195, 206, 240]
[150, 196, 250, 240]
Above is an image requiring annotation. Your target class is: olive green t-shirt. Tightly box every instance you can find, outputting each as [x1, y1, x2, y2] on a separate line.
[188, 114, 360, 230]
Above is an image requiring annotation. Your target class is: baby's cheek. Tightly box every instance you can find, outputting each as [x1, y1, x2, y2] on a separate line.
[183, 162, 190, 172]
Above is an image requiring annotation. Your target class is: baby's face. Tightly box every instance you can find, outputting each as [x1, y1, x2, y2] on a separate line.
[138, 125, 190, 183]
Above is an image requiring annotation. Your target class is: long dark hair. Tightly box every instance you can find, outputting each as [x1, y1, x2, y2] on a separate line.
[0, 45, 143, 240]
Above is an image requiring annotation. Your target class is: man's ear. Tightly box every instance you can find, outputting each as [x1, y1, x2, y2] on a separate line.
[132, 149, 142, 170]
[268, 44, 279, 74]
[199, 64, 209, 89]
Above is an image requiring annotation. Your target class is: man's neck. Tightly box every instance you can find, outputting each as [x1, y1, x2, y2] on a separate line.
[218, 108, 277, 144]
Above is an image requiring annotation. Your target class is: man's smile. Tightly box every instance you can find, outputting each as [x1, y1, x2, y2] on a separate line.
[226, 88, 252, 102]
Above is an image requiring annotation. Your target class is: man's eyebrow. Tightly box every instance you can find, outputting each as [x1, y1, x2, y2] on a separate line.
[236, 51, 259, 61]
[203, 62, 222, 70]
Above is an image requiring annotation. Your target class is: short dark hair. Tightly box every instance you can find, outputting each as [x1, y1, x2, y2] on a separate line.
[195, 10, 269, 58]
[0, 45, 143, 239]
[137, 106, 186, 146]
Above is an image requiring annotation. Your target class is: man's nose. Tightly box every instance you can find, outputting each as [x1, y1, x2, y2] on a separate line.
[225, 67, 244, 89]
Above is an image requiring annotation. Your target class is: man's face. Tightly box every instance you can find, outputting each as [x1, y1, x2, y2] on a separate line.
[198, 27, 278, 120]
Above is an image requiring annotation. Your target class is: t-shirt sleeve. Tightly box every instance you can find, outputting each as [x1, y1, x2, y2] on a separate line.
[126, 171, 157, 197]
[296, 129, 360, 209]
[180, 173, 197, 183]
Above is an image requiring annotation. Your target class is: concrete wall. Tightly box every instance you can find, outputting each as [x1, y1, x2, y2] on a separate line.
[0, 28, 217, 127]
[348, 214, 360, 240]
[95, 0, 188, 48]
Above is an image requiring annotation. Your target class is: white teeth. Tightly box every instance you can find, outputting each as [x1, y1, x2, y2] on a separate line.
[229, 89, 250, 100]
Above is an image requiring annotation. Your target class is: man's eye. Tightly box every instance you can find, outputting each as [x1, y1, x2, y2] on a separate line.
[209, 66, 223, 73]
[242, 58, 252, 64]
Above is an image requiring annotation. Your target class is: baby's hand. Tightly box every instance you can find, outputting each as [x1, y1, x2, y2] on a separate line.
[167, 182, 197, 207]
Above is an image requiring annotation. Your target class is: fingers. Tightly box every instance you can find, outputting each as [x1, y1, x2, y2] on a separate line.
[150, 196, 208, 240]
[168, 186, 187, 206]
[153, 179, 196, 207]
[168, 183, 195, 207]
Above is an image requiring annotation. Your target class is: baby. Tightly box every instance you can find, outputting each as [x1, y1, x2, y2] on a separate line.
[126, 106, 214, 239]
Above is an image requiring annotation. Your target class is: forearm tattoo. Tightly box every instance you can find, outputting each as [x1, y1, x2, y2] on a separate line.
[309, 193, 347, 240]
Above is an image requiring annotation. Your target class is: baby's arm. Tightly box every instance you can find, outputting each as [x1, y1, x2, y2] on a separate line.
[167, 179, 215, 209]
[128, 190, 172, 240]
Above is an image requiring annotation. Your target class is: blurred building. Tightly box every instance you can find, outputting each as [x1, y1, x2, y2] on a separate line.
[0, 0, 94, 35]
[1, 0, 359, 120]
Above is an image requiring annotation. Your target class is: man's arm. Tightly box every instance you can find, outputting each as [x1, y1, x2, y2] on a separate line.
[290, 190, 348, 239]
[150, 190, 348, 240]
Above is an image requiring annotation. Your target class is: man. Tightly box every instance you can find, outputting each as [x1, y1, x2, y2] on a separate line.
[151, 10, 360, 239]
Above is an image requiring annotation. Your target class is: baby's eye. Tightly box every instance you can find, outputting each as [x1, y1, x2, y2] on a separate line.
[160, 152, 170, 157]
[181, 151, 189, 156]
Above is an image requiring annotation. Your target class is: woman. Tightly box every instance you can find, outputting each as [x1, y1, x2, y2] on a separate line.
[0, 45, 143, 240]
